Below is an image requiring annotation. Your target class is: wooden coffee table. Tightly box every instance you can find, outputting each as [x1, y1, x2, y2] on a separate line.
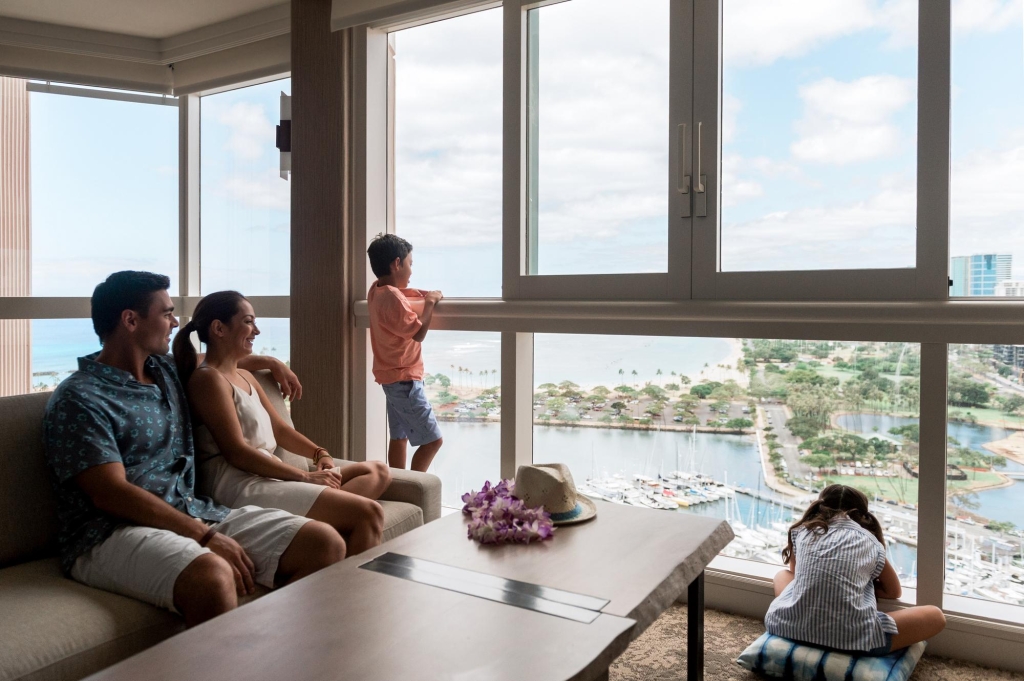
[86, 502, 734, 681]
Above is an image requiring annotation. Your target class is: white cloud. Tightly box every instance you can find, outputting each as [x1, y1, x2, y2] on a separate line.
[791, 75, 914, 164]
[950, 132, 1024, 275]
[221, 171, 289, 211]
[216, 101, 275, 161]
[722, 183, 917, 271]
[952, 0, 1022, 33]
[723, 0, 917, 66]
[721, 154, 803, 207]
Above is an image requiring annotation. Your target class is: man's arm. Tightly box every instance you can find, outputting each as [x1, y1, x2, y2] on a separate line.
[412, 291, 443, 343]
[75, 463, 257, 595]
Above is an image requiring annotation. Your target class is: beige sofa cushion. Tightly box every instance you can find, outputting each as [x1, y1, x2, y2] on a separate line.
[0, 559, 182, 681]
[0, 392, 60, 568]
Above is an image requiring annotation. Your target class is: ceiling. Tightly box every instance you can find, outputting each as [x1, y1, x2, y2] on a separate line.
[0, 0, 289, 39]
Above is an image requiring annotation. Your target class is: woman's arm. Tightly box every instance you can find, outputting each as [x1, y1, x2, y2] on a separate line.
[874, 558, 903, 600]
[244, 370, 323, 463]
[188, 369, 338, 487]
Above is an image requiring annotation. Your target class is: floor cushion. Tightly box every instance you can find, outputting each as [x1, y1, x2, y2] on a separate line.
[736, 632, 927, 681]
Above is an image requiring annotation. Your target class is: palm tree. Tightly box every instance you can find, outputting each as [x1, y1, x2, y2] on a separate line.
[631, 369, 638, 389]
[618, 368, 625, 382]
[491, 369, 498, 388]
[450, 364, 455, 387]
[656, 368, 663, 384]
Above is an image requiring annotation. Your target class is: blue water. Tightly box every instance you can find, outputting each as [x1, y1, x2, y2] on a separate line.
[434, 421, 920, 572]
[836, 413, 1022, 524]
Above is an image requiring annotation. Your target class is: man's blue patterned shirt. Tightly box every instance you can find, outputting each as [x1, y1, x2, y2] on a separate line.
[43, 352, 230, 573]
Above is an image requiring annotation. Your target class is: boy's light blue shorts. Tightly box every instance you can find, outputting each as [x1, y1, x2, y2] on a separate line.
[382, 380, 443, 447]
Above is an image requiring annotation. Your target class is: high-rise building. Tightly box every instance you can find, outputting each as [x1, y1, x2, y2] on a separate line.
[995, 281, 1024, 297]
[0, 77, 31, 397]
[950, 254, 1012, 297]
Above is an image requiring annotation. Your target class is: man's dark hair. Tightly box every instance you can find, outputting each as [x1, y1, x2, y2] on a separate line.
[367, 233, 413, 278]
[91, 271, 171, 343]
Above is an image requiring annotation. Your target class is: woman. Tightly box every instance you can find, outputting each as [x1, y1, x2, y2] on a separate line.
[173, 291, 390, 557]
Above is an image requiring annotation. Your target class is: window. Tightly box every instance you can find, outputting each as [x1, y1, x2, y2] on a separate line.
[390, 10, 503, 298]
[526, 0, 671, 276]
[249, 318, 290, 366]
[200, 79, 291, 296]
[0, 79, 178, 297]
[719, 1, 918, 273]
[946, 345, 1024, 610]
[532, 333, 920, 586]
[408, 330, 501, 508]
[949, 1, 1024, 298]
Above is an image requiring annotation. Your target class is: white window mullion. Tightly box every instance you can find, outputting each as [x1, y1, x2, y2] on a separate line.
[914, 1, 952, 300]
[179, 94, 201, 300]
[500, 331, 534, 479]
[916, 342, 949, 609]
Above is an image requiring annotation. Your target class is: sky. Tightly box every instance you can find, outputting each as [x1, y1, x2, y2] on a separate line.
[393, 0, 1024, 284]
[12, 0, 1024, 377]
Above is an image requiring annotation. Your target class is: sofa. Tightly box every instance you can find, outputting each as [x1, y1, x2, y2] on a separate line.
[0, 370, 441, 681]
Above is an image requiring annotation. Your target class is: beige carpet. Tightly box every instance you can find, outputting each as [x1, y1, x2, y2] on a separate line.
[610, 605, 1024, 680]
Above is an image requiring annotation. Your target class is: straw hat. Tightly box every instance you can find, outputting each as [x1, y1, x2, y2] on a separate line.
[514, 463, 597, 525]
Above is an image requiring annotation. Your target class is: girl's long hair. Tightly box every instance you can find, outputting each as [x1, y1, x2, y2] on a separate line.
[781, 484, 884, 564]
[172, 291, 247, 388]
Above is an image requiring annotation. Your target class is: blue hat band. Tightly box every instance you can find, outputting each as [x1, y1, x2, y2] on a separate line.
[549, 503, 583, 522]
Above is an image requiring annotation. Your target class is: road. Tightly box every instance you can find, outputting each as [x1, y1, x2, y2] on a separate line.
[762, 403, 811, 481]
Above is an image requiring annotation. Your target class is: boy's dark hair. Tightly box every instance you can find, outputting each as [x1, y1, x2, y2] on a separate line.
[781, 484, 883, 564]
[367, 233, 413, 278]
[91, 271, 171, 344]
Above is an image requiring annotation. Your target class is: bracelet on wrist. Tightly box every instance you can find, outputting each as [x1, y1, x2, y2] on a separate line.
[198, 526, 218, 547]
[312, 447, 329, 462]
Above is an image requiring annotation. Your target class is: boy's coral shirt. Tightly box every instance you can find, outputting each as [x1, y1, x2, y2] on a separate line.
[367, 282, 426, 384]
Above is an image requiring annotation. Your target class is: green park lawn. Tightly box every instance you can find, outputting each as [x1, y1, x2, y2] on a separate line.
[822, 470, 1005, 507]
[949, 406, 1024, 430]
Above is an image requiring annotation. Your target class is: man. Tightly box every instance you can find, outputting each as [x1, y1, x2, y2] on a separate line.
[43, 271, 345, 627]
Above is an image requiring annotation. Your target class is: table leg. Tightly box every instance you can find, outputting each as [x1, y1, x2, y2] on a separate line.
[687, 570, 705, 681]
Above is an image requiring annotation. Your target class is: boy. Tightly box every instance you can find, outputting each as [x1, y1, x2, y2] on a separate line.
[366, 234, 444, 472]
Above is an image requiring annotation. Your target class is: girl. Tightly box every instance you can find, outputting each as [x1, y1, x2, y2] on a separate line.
[173, 291, 391, 557]
[765, 484, 945, 655]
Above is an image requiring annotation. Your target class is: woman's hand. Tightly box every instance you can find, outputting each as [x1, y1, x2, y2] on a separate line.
[316, 455, 335, 471]
[270, 360, 303, 401]
[303, 470, 343, 489]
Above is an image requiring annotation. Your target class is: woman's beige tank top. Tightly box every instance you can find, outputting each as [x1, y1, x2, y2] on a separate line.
[194, 374, 278, 462]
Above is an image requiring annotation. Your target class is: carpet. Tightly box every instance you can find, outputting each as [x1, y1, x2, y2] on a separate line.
[610, 605, 1024, 680]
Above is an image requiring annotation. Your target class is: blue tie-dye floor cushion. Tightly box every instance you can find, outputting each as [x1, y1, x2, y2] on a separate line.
[736, 633, 927, 681]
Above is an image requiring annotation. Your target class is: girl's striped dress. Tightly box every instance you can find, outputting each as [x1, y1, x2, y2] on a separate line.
[764, 516, 898, 652]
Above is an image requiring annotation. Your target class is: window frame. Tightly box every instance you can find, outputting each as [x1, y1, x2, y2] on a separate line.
[691, 0, 951, 301]
[503, 0, 693, 301]
[350, 0, 1024, 633]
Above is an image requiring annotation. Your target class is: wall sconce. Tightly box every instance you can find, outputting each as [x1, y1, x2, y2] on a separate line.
[277, 92, 291, 180]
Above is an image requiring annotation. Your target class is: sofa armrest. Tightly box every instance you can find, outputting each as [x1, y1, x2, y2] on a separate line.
[379, 467, 442, 524]
[331, 460, 442, 524]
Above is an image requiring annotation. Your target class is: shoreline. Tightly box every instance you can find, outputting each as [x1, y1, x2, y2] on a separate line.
[983, 431, 1024, 467]
[436, 413, 754, 435]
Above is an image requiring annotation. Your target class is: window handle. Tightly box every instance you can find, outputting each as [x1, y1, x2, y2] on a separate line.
[695, 121, 706, 193]
[677, 123, 689, 194]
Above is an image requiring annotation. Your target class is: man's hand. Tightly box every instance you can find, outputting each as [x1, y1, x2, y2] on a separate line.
[270, 360, 303, 401]
[205, 532, 256, 596]
[303, 470, 343, 488]
[424, 290, 443, 305]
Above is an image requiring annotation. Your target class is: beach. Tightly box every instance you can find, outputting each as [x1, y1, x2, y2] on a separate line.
[984, 431, 1024, 467]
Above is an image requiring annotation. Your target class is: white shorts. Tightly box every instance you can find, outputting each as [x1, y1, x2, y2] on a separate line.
[199, 456, 326, 518]
[70, 506, 310, 612]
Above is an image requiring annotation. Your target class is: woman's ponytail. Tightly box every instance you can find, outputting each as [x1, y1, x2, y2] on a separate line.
[171, 291, 247, 388]
[172, 321, 199, 387]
